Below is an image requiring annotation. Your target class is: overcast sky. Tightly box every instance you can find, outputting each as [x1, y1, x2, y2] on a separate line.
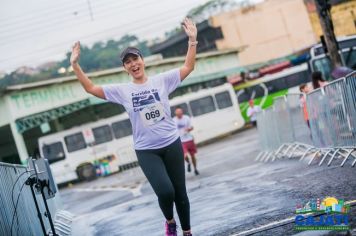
[0, 0, 261, 73]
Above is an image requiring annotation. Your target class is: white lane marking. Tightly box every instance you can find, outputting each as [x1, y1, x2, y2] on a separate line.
[230, 216, 295, 236]
[230, 200, 356, 236]
[69, 182, 144, 197]
[70, 187, 130, 192]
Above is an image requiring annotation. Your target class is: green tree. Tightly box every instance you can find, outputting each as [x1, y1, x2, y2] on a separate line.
[3, 34, 152, 86]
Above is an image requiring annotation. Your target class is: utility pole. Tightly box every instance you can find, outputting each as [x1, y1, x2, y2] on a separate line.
[314, 0, 343, 69]
[87, 0, 94, 21]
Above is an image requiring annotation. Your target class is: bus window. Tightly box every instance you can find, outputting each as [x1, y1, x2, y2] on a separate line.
[189, 96, 216, 117]
[112, 119, 133, 139]
[343, 50, 356, 68]
[215, 91, 233, 109]
[92, 125, 113, 145]
[65, 132, 87, 152]
[170, 103, 190, 117]
[312, 57, 333, 80]
[42, 142, 65, 164]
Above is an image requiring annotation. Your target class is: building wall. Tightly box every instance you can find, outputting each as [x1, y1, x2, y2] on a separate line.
[210, 0, 317, 65]
[304, 0, 356, 38]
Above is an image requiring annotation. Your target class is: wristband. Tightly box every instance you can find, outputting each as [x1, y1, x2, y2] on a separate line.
[188, 41, 198, 46]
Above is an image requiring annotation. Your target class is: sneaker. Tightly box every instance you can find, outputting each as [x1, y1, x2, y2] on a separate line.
[183, 232, 192, 236]
[187, 163, 191, 172]
[165, 221, 177, 236]
[194, 169, 199, 175]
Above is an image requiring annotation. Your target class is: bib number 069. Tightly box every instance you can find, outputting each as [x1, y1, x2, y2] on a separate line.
[145, 110, 160, 120]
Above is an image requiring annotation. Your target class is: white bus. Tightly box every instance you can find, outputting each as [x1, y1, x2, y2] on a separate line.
[38, 83, 244, 184]
[309, 35, 356, 80]
[169, 83, 244, 143]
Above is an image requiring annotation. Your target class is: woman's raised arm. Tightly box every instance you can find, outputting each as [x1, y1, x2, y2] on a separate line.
[179, 18, 198, 81]
[70, 41, 105, 99]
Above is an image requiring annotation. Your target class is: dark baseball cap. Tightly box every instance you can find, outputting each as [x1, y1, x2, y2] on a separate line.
[120, 47, 142, 63]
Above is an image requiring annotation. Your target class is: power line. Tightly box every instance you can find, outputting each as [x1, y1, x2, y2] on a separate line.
[0, 0, 137, 30]
[87, 0, 94, 21]
[0, 8, 192, 70]
[0, 0, 158, 41]
[1, 16, 183, 71]
[0, 1, 193, 63]
[0, 0, 85, 26]
[0, 0, 199, 57]
[0, 0, 205, 71]
[0, 0, 131, 26]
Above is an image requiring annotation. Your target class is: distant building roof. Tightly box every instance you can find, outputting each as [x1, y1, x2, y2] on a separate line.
[150, 20, 223, 58]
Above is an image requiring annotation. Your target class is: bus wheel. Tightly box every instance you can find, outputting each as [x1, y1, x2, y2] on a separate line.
[76, 163, 96, 181]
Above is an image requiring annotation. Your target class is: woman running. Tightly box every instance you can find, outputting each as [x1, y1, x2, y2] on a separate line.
[70, 18, 197, 236]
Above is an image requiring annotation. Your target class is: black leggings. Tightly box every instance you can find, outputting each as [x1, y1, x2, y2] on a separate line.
[135, 138, 191, 230]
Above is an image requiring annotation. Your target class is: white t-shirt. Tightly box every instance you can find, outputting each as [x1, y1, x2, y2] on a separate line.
[102, 69, 181, 150]
[247, 105, 262, 122]
[173, 115, 194, 143]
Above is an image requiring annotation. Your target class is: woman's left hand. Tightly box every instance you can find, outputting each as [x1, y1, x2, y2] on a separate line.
[182, 18, 197, 42]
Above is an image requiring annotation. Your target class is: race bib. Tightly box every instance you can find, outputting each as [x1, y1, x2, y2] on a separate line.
[139, 103, 165, 126]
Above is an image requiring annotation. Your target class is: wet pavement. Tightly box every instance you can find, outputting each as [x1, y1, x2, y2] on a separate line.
[59, 128, 356, 236]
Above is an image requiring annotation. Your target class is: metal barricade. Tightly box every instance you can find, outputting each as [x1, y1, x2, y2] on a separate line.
[338, 72, 356, 166]
[307, 75, 356, 166]
[343, 71, 356, 146]
[264, 107, 281, 161]
[0, 161, 69, 236]
[345, 71, 356, 133]
[255, 110, 268, 161]
[273, 97, 294, 144]
[285, 94, 312, 145]
[323, 79, 350, 147]
[279, 93, 314, 159]
[256, 70, 356, 167]
[306, 88, 331, 148]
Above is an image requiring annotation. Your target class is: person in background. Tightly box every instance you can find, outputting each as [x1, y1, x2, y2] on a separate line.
[331, 66, 353, 79]
[299, 83, 311, 127]
[311, 71, 328, 89]
[240, 70, 252, 82]
[247, 99, 262, 127]
[173, 107, 199, 176]
[240, 71, 247, 83]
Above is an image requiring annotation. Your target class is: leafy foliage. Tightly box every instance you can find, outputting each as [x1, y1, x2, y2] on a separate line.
[1, 34, 151, 90]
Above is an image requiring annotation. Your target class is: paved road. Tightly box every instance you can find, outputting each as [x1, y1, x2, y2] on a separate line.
[60, 128, 356, 236]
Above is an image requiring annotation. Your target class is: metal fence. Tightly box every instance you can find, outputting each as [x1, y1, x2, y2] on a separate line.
[0, 161, 73, 236]
[256, 71, 356, 167]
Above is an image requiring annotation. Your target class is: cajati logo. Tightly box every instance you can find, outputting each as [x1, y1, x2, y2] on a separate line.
[294, 197, 350, 231]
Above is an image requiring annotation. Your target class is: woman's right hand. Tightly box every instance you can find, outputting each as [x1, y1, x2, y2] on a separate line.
[70, 41, 80, 65]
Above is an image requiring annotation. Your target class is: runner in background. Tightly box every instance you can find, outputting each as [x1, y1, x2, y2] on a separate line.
[247, 99, 262, 127]
[173, 107, 199, 176]
[70, 17, 197, 236]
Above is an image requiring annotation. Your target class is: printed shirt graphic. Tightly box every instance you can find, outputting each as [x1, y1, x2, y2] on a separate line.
[132, 89, 165, 126]
[173, 115, 194, 143]
[102, 69, 181, 150]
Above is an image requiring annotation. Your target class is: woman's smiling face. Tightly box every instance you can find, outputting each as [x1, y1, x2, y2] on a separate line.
[123, 54, 145, 80]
